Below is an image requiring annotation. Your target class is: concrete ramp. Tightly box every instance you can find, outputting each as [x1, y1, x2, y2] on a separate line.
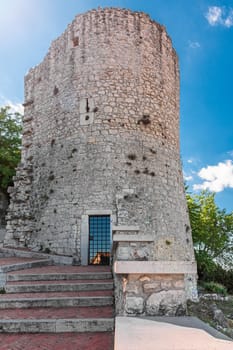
[115, 317, 232, 350]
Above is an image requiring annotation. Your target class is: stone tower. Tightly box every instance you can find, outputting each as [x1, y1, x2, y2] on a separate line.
[5, 8, 197, 315]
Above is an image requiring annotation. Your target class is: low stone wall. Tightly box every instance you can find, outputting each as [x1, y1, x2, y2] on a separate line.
[115, 273, 186, 316]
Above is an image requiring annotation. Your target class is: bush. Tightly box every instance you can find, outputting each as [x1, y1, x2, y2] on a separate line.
[195, 251, 217, 280]
[202, 281, 227, 296]
[0, 107, 22, 190]
[199, 263, 233, 295]
[211, 266, 233, 294]
[186, 190, 233, 274]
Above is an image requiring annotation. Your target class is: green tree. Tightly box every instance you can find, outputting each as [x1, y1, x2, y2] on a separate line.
[186, 190, 233, 278]
[0, 106, 22, 191]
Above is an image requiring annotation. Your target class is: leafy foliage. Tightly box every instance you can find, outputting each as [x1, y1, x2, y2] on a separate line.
[202, 281, 227, 296]
[206, 265, 233, 294]
[186, 190, 233, 278]
[0, 106, 22, 191]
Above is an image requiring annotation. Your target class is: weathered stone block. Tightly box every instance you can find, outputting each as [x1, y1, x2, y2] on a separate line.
[173, 279, 185, 289]
[139, 276, 151, 282]
[146, 290, 186, 316]
[125, 296, 144, 314]
[161, 280, 172, 291]
[143, 281, 161, 293]
[126, 282, 140, 294]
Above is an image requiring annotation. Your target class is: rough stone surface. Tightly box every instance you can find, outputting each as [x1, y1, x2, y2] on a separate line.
[201, 294, 229, 302]
[146, 290, 186, 316]
[125, 297, 144, 314]
[0, 190, 8, 242]
[210, 304, 229, 328]
[143, 281, 161, 293]
[115, 273, 187, 316]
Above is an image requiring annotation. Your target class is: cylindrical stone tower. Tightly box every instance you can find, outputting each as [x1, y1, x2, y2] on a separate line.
[5, 8, 197, 315]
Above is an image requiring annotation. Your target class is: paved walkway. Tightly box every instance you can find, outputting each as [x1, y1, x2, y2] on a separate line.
[115, 316, 232, 350]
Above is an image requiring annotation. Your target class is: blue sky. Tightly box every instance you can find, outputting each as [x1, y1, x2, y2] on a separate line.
[0, 0, 233, 211]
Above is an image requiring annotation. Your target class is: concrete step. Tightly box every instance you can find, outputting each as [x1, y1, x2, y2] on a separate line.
[5, 280, 114, 293]
[0, 257, 47, 266]
[0, 318, 114, 333]
[7, 272, 113, 282]
[0, 332, 114, 349]
[0, 305, 114, 319]
[0, 263, 115, 337]
[0, 258, 51, 273]
[0, 247, 73, 265]
[0, 306, 114, 333]
[7, 265, 112, 274]
[0, 295, 113, 309]
[0, 290, 113, 299]
[0, 290, 114, 300]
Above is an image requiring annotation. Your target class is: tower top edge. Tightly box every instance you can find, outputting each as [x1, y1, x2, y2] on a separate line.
[25, 7, 175, 77]
[72, 7, 165, 28]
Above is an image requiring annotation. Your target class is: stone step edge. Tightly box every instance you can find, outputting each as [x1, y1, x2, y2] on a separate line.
[0, 296, 113, 308]
[5, 282, 114, 293]
[0, 318, 115, 333]
[0, 247, 73, 265]
[0, 259, 52, 273]
[7, 272, 113, 281]
[0, 260, 52, 288]
[6, 281, 114, 287]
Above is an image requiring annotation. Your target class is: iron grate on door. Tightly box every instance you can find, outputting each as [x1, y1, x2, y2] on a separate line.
[88, 215, 111, 265]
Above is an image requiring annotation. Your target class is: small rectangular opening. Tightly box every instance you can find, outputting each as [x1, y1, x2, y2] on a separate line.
[72, 36, 79, 47]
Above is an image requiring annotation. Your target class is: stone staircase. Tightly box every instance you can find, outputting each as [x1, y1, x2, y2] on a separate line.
[0, 258, 115, 349]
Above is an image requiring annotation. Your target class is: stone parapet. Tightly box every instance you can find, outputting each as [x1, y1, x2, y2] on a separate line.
[114, 260, 197, 274]
[115, 272, 188, 316]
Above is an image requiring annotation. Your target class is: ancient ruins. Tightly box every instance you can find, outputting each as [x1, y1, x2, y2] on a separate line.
[4, 8, 197, 315]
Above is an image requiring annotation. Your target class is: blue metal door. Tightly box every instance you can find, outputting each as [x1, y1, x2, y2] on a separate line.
[88, 215, 111, 265]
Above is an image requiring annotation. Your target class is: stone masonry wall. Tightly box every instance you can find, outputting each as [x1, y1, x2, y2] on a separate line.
[118, 273, 186, 316]
[0, 190, 8, 242]
[5, 9, 195, 269]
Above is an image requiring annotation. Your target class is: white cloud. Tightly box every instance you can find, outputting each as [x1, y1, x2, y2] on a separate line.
[193, 160, 233, 192]
[183, 170, 193, 182]
[188, 41, 200, 49]
[224, 11, 233, 27]
[187, 159, 193, 164]
[0, 95, 23, 115]
[206, 6, 222, 26]
[205, 6, 233, 28]
[184, 175, 193, 181]
[227, 150, 233, 158]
